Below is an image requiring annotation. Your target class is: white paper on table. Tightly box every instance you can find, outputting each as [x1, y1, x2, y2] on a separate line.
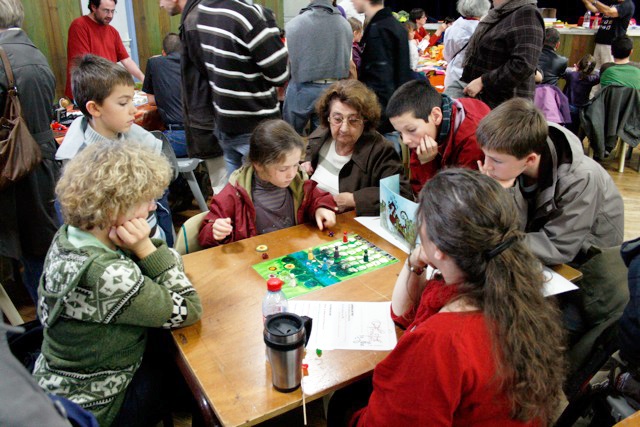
[355, 216, 411, 253]
[542, 267, 579, 296]
[289, 300, 397, 351]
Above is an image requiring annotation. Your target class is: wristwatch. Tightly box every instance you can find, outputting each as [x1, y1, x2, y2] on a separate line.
[407, 257, 426, 276]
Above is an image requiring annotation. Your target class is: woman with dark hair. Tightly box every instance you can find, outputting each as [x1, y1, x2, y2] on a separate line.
[346, 168, 566, 426]
[302, 80, 411, 216]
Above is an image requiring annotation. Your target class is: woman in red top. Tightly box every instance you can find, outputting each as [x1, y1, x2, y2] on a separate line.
[350, 168, 566, 426]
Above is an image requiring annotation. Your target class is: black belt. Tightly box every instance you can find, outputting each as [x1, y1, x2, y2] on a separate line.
[166, 124, 185, 130]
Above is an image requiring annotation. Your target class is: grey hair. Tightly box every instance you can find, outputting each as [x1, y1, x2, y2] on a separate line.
[0, 0, 24, 29]
[457, 0, 491, 18]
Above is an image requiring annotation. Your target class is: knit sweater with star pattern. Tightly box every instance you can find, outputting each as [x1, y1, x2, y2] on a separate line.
[33, 225, 202, 426]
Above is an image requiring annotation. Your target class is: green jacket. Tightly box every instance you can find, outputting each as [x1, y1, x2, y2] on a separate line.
[33, 225, 202, 426]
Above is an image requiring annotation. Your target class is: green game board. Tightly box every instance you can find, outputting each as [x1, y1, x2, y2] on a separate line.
[252, 233, 399, 299]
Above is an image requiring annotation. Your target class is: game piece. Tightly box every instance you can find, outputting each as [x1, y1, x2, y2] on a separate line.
[322, 261, 328, 271]
[328, 231, 334, 237]
[289, 273, 297, 287]
[262, 253, 269, 260]
[308, 250, 314, 261]
[302, 363, 309, 376]
[363, 249, 369, 263]
[316, 348, 322, 357]
[256, 244, 268, 252]
[343, 231, 348, 243]
[334, 245, 339, 259]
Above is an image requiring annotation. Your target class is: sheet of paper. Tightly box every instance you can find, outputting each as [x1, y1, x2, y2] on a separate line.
[289, 300, 397, 351]
[355, 216, 411, 253]
[424, 265, 578, 297]
[542, 267, 579, 296]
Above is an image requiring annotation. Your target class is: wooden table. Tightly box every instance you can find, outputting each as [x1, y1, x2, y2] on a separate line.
[172, 212, 405, 426]
[171, 212, 583, 426]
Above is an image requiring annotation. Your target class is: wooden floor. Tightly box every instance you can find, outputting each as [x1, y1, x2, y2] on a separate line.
[7, 146, 640, 427]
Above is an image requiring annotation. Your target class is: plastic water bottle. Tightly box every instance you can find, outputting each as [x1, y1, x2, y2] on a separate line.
[262, 278, 288, 323]
[583, 10, 591, 28]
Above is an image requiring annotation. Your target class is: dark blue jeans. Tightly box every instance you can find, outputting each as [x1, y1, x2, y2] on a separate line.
[163, 129, 188, 158]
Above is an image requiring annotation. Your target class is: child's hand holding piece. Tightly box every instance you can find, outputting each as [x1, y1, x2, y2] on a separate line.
[315, 208, 337, 231]
[212, 217, 233, 241]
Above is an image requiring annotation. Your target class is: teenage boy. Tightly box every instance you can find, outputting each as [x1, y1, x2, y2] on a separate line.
[476, 98, 626, 368]
[600, 36, 640, 90]
[387, 79, 489, 195]
[56, 54, 176, 245]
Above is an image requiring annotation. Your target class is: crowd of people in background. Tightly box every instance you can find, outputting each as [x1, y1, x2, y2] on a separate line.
[1, 0, 640, 425]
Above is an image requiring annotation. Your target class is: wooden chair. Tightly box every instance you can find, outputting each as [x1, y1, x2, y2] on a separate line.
[581, 85, 640, 173]
[174, 211, 208, 255]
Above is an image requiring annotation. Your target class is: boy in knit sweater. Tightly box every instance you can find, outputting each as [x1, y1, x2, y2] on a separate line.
[34, 141, 202, 426]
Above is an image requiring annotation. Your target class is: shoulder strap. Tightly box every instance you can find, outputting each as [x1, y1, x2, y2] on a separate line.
[0, 46, 22, 120]
[0, 46, 16, 90]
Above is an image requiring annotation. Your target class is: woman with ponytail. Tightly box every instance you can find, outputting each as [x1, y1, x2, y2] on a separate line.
[349, 168, 566, 426]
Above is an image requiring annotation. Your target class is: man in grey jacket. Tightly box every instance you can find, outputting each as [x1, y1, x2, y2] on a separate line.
[284, 0, 352, 135]
[476, 98, 626, 372]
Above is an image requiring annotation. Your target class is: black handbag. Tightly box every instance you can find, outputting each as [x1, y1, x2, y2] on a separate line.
[0, 46, 42, 190]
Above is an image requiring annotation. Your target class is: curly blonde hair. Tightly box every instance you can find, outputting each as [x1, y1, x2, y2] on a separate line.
[315, 80, 381, 131]
[56, 140, 172, 230]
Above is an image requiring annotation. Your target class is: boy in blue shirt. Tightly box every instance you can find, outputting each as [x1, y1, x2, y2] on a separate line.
[56, 54, 176, 245]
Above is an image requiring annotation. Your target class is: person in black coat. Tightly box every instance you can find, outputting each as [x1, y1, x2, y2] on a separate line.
[0, 0, 61, 302]
[354, 0, 412, 135]
[538, 27, 568, 86]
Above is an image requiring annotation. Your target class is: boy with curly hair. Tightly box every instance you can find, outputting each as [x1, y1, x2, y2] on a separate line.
[34, 141, 202, 426]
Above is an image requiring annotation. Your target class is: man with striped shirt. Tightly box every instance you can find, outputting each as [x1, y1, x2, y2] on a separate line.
[197, 0, 289, 174]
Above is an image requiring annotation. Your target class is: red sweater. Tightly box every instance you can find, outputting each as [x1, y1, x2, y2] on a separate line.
[65, 15, 129, 99]
[353, 279, 540, 427]
[409, 97, 489, 195]
[198, 166, 336, 248]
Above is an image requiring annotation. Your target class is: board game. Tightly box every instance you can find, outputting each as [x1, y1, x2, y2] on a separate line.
[253, 233, 399, 299]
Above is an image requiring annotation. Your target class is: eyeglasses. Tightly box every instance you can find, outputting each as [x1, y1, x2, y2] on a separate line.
[328, 115, 364, 127]
[99, 8, 116, 15]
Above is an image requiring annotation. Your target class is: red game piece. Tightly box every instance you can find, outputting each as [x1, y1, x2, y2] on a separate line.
[343, 231, 348, 243]
[262, 253, 269, 259]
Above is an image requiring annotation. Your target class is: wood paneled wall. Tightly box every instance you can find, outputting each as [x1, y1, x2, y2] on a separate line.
[132, 0, 181, 74]
[21, 0, 81, 100]
[19, 0, 285, 98]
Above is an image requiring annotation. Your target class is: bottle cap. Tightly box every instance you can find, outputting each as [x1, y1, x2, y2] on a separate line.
[267, 277, 284, 291]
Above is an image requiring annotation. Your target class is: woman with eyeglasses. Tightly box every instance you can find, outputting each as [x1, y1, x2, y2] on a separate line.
[301, 80, 412, 216]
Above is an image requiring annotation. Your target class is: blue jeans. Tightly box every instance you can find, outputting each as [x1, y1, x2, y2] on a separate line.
[213, 128, 251, 175]
[283, 81, 327, 134]
[155, 189, 174, 247]
[19, 255, 45, 303]
[162, 128, 188, 158]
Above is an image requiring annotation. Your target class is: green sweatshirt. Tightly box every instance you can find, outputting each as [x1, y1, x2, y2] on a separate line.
[33, 225, 202, 426]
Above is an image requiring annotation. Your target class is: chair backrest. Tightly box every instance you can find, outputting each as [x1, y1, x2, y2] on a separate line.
[581, 85, 640, 158]
[174, 211, 208, 255]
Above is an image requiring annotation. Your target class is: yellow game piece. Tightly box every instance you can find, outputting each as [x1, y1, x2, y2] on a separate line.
[256, 244, 268, 252]
[308, 250, 314, 261]
[284, 263, 295, 270]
